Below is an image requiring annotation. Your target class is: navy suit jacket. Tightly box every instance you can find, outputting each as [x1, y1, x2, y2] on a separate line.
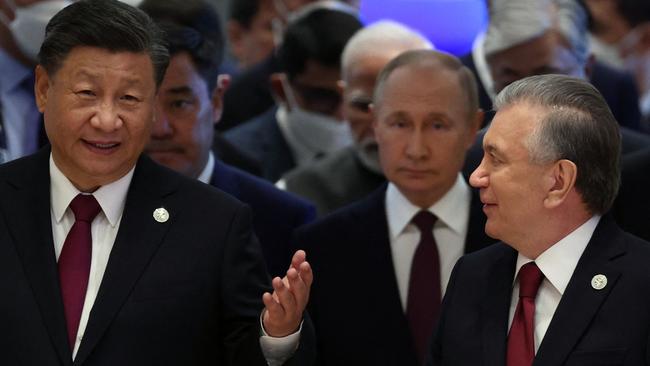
[0, 148, 315, 365]
[430, 216, 650, 366]
[460, 54, 642, 131]
[294, 185, 497, 366]
[209, 157, 316, 277]
[223, 107, 295, 182]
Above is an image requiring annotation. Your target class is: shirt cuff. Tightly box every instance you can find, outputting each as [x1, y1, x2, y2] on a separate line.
[259, 311, 302, 366]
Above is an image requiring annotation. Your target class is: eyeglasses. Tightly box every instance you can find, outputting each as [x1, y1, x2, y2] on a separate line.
[291, 82, 342, 115]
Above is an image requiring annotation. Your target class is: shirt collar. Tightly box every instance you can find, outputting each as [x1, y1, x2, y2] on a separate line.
[0, 47, 32, 94]
[197, 151, 215, 184]
[50, 154, 135, 227]
[514, 215, 602, 294]
[386, 174, 471, 240]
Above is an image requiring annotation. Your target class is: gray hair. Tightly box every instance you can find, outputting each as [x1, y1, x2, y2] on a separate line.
[373, 49, 479, 121]
[494, 74, 621, 214]
[341, 20, 433, 80]
[484, 0, 589, 67]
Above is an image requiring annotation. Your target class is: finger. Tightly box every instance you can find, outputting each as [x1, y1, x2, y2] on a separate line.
[291, 250, 306, 269]
[275, 273, 298, 317]
[262, 291, 283, 319]
[298, 260, 313, 288]
[287, 267, 308, 311]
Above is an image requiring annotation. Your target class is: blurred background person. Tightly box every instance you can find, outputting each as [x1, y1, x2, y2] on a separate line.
[0, 0, 72, 163]
[139, 0, 317, 278]
[224, 3, 362, 182]
[461, 0, 642, 131]
[280, 21, 433, 216]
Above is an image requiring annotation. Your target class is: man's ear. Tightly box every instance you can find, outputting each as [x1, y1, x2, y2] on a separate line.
[465, 109, 484, 149]
[211, 74, 230, 126]
[270, 72, 289, 106]
[34, 65, 50, 112]
[544, 159, 578, 209]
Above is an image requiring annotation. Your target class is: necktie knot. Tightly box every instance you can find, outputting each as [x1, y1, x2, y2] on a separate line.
[518, 262, 544, 298]
[411, 210, 437, 233]
[69, 194, 101, 223]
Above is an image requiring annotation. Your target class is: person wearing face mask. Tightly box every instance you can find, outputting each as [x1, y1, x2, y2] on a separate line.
[218, 0, 359, 132]
[278, 21, 433, 216]
[0, 0, 71, 163]
[224, 3, 362, 183]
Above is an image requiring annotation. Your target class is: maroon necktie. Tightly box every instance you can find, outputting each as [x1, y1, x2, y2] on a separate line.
[506, 262, 544, 366]
[407, 210, 441, 365]
[58, 194, 101, 350]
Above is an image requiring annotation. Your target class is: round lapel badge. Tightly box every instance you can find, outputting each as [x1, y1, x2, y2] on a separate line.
[153, 207, 169, 223]
[591, 274, 607, 290]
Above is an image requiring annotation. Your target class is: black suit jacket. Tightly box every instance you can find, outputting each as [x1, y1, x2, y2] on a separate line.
[430, 216, 650, 366]
[0, 148, 314, 365]
[209, 157, 316, 277]
[294, 185, 497, 365]
[613, 147, 650, 241]
[223, 107, 295, 182]
[460, 54, 642, 131]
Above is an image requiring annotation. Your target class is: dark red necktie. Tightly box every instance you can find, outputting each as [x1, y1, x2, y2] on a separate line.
[407, 210, 441, 365]
[58, 194, 101, 350]
[507, 262, 544, 366]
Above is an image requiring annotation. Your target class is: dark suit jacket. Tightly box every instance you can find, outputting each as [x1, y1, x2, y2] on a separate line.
[224, 107, 295, 182]
[218, 54, 279, 132]
[460, 54, 642, 131]
[430, 216, 650, 366]
[283, 146, 386, 216]
[294, 185, 497, 366]
[209, 157, 316, 277]
[613, 147, 650, 241]
[212, 133, 261, 177]
[0, 148, 314, 365]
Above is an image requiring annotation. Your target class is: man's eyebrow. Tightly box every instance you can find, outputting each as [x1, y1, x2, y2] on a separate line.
[164, 86, 193, 95]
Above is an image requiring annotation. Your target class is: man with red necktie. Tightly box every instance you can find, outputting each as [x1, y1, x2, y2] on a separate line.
[429, 74, 650, 366]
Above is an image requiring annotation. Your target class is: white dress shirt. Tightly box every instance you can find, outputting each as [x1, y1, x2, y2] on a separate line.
[50, 155, 132, 359]
[385, 174, 471, 310]
[50, 154, 298, 364]
[508, 215, 601, 353]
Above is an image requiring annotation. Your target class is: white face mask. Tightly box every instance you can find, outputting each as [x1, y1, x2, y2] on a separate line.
[354, 135, 383, 175]
[0, 0, 73, 62]
[280, 75, 353, 156]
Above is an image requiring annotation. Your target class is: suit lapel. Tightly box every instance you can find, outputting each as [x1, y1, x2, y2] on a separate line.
[534, 216, 624, 366]
[209, 157, 240, 198]
[74, 156, 179, 364]
[480, 245, 517, 366]
[2, 148, 73, 365]
[262, 111, 295, 180]
[352, 186, 419, 364]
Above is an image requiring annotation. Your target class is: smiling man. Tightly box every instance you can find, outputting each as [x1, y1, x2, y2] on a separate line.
[0, 1, 314, 365]
[429, 75, 650, 366]
[294, 50, 496, 366]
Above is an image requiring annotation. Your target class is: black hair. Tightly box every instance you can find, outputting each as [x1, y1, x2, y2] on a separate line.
[229, 0, 261, 28]
[39, 0, 169, 87]
[139, 0, 224, 92]
[278, 7, 362, 80]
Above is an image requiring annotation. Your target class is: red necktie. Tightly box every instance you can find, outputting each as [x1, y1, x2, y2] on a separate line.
[407, 210, 441, 365]
[507, 262, 544, 366]
[58, 194, 101, 350]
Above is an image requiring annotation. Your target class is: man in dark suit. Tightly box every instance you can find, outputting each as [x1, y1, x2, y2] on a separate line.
[295, 50, 498, 366]
[224, 4, 362, 182]
[613, 147, 650, 242]
[461, 0, 641, 131]
[0, 1, 314, 364]
[430, 74, 650, 366]
[139, 0, 316, 278]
